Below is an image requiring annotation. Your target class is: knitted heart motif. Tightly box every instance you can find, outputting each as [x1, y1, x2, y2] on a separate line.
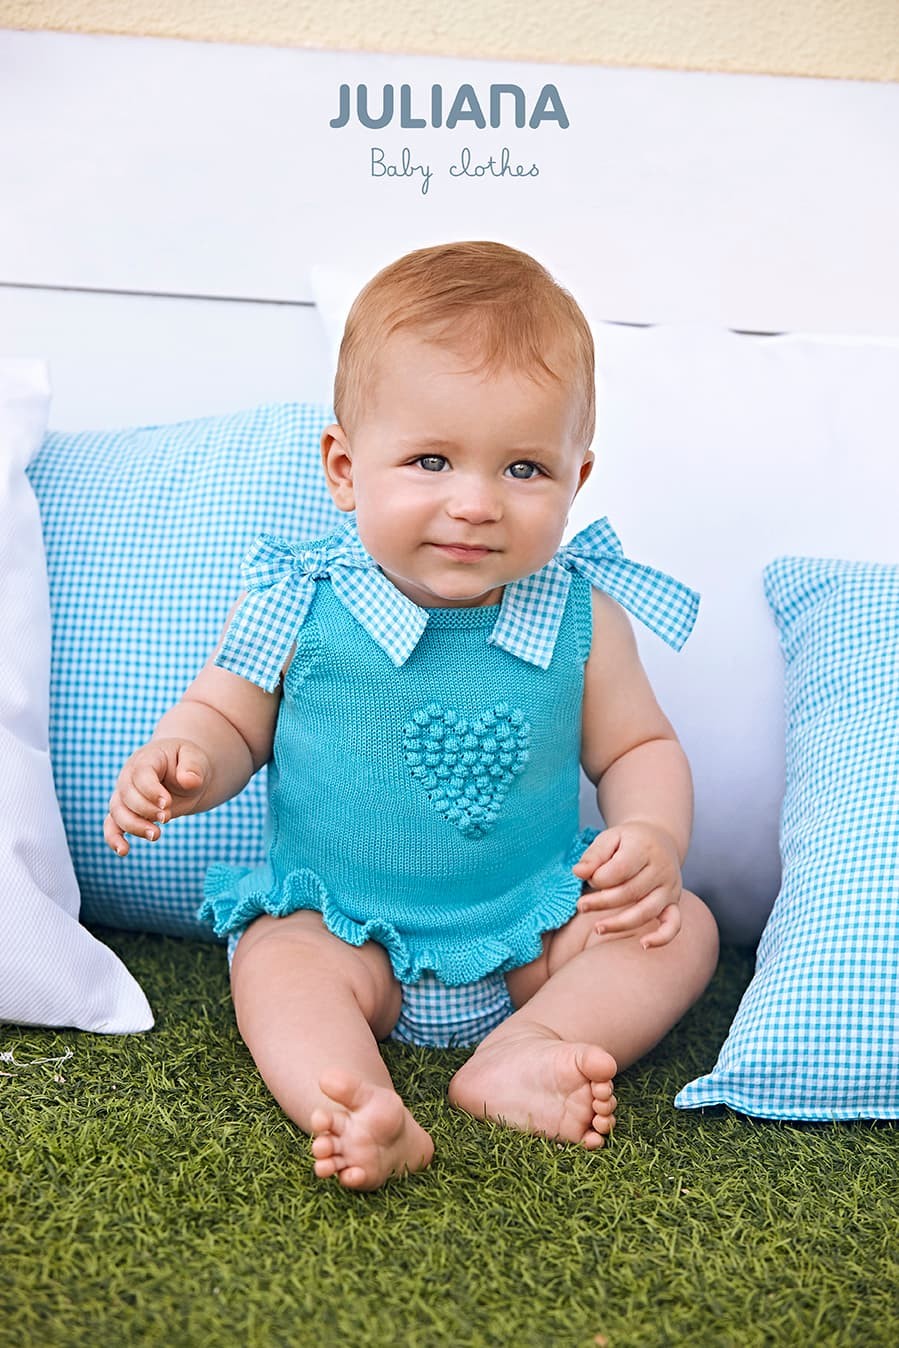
[402, 702, 531, 839]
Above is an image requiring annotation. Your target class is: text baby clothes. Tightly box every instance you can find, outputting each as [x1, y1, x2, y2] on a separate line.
[198, 515, 698, 985]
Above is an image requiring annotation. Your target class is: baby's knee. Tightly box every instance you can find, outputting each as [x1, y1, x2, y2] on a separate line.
[231, 911, 401, 1032]
[678, 890, 720, 973]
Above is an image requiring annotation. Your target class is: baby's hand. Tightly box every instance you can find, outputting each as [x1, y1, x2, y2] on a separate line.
[104, 739, 212, 857]
[572, 820, 683, 948]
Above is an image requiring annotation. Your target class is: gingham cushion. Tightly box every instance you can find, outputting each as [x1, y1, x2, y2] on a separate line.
[27, 403, 342, 939]
[676, 556, 899, 1120]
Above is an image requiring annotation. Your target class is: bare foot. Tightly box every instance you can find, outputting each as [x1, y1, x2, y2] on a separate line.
[309, 1069, 435, 1190]
[447, 1026, 617, 1148]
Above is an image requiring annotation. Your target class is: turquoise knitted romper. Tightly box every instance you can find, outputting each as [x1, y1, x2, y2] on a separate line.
[198, 514, 698, 1047]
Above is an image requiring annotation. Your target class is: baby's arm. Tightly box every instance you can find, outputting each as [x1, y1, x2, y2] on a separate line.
[573, 588, 693, 947]
[105, 597, 282, 856]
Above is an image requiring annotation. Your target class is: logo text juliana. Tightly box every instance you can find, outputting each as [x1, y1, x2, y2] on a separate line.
[330, 83, 569, 130]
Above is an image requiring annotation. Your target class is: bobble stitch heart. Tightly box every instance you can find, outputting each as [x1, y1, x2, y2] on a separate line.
[403, 703, 531, 839]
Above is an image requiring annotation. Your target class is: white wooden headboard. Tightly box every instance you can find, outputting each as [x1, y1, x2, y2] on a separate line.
[1, 29, 897, 430]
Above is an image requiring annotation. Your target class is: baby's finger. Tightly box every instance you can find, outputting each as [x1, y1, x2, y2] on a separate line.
[118, 775, 167, 821]
[577, 864, 652, 911]
[571, 828, 623, 876]
[104, 811, 131, 856]
[591, 887, 669, 936]
[107, 794, 165, 844]
[174, 743, 207, 790]
[582, 841, 648, 890]
[130, 757, 171, 810]
[640, 903, 683, 949]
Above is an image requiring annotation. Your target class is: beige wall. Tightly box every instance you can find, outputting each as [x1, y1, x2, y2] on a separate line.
[1, 0, 897, 82]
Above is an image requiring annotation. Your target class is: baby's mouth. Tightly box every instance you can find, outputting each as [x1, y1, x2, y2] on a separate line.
[431, 542, 494, 560]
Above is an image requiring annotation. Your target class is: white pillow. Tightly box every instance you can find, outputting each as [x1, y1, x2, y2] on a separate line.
[0, 358, 153, 1032]
[571, 324, 899, 942]
[308, 266, 899, 941]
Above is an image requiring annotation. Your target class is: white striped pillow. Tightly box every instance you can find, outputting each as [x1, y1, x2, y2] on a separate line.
[1, 359, 152, 1032]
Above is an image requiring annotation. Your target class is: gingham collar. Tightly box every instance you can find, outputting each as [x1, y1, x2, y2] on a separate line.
[220, 513, 699, 691]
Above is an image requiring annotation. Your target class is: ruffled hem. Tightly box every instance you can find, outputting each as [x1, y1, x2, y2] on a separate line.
[198, 825, 600, 986]
[199, 862, 325, 936]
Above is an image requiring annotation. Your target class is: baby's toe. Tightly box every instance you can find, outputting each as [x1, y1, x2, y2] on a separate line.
[319, 1068, 366, 1113]
[313, 1156, 343, 1179]
[582, 1129, 607, 1150]
[310, 1106, 335, 1134]
[311, 1131, 337, 1159]
[338, 1165, 371, 1190]
[592, 1090, 616, 1131]
[580, 1045, 617, 1084]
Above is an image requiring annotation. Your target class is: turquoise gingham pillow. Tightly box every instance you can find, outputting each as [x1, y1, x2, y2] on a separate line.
[26, 403, 342, 939]
[676, 556, 899, 1120]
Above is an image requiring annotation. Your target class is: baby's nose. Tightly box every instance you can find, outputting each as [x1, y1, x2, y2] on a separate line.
[446, 475, 502, 522]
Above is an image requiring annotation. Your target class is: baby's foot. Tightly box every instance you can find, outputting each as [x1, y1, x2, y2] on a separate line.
[309, 1069, 435, 1190]
[448, 1027, 617, 1148]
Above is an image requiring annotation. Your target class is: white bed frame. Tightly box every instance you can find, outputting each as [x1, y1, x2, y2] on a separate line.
[1, 29, 897, 429]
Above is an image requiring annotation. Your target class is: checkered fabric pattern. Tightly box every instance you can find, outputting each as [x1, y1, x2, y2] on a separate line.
[26, 403, 342, 939]
[676, 556, 899, 1120]
[496, 517, 700, 668]
[217, 527, 429, 687]
[216, 514, 700, 691]
[389, 968, 515, 1047]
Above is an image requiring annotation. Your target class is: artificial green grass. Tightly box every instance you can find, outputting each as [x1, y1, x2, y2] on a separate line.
[2, 935, 897, 1348]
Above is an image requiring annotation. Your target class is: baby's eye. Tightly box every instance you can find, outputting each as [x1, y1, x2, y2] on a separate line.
[506, 461, 543, 480]
[416, 455, 448, 472]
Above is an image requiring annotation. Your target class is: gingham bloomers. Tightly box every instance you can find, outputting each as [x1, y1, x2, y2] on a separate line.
[198, 515, 699, 986]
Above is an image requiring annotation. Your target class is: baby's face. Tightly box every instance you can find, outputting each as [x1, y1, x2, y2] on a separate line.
[323, 330, 593, 608]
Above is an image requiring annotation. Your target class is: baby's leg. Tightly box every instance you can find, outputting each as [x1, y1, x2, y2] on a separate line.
[448, 890, 718, 1146]
[230, 911, 433, 1189]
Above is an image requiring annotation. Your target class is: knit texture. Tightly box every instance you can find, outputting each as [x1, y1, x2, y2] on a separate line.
[199, 517, 699, 985]
[202, 576, 594, 985]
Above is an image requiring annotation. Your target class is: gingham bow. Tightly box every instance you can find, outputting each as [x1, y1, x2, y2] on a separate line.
[240, 533, 344, 589]
[489, 517, 700, 669]
[215, 515, 699, 690]
[215, 527, 428, 689]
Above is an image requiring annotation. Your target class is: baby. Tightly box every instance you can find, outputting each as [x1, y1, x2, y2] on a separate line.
[106, 241, 719, 1190]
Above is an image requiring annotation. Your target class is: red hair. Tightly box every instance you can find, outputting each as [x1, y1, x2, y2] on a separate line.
[333, 241, 595, 449]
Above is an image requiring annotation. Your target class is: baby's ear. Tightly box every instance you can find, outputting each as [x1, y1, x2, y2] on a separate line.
[575, 449, 595, 494]
[321, 423, 355, 511]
